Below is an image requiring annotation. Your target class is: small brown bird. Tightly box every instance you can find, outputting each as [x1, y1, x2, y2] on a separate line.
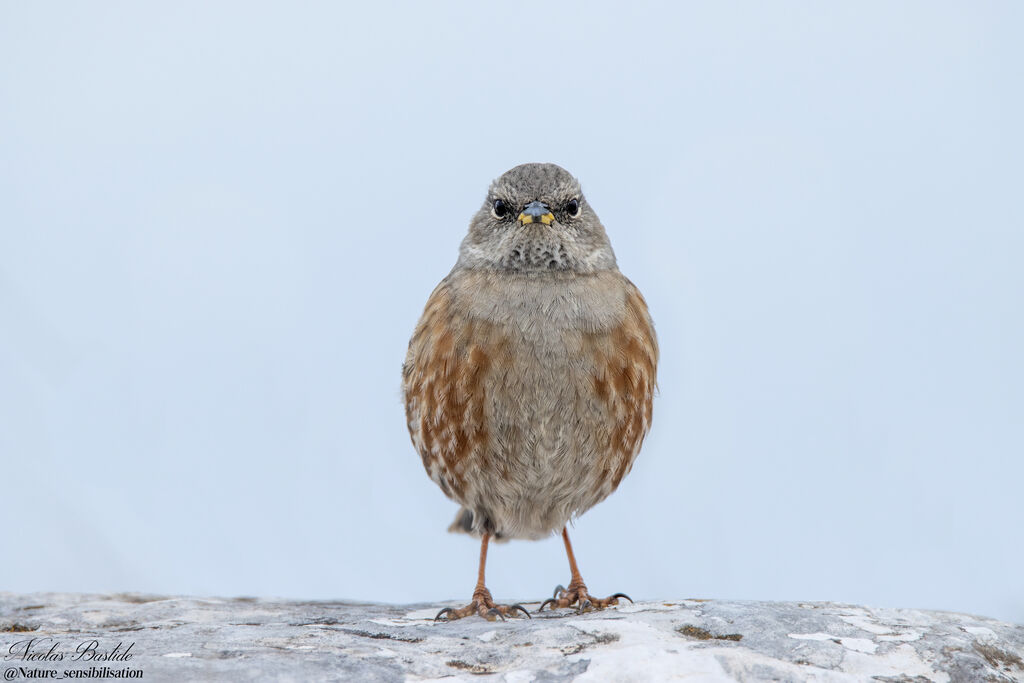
[402, 163, 657, 621]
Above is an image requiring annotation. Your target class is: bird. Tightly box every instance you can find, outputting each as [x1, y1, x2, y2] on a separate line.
[401, 163, 657, 621]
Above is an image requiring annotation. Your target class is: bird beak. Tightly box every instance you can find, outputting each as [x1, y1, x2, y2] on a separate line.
[518, 200, 555, 225]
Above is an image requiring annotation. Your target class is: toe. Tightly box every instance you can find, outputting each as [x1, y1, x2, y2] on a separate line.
[483, 607, 506, 622]
[434, 607, 457, 622]
[507, 604, 532, 619]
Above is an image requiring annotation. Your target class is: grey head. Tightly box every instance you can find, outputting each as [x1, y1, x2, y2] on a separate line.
[455, 163, 618, 274]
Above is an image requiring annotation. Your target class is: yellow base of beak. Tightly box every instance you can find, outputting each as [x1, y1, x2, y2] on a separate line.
[518, 212, 556, 225]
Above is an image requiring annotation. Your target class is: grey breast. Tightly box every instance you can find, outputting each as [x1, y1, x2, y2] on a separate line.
[447, 268, 630, 539]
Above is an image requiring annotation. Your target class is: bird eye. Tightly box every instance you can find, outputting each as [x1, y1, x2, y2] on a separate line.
[492, 199, 509, 219]
[565, 198, 581, 218]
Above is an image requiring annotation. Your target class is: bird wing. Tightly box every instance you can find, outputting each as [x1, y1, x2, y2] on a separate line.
[402, 280, 504, 502]
[585, 280, 658, 492]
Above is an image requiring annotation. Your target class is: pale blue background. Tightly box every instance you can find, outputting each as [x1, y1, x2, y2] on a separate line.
[2, 2, 1022, 623]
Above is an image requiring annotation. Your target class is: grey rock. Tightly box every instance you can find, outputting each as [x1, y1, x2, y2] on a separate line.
[1, 593, 1021, 681]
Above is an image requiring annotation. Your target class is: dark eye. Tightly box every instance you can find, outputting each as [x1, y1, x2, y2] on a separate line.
[492, 199, 509, 219]
[565, 198, 581, 217]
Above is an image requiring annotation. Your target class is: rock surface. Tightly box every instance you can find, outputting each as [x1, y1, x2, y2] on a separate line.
[1, 593, 1022, 682]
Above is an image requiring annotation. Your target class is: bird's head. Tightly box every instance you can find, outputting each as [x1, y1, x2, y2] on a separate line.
[456, 163, 617, 274]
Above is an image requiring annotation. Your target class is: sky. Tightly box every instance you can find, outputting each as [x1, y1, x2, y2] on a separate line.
[1, 2, 1022, 623]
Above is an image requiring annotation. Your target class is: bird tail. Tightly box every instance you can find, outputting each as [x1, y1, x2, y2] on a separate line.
[447, 507, 508, 542]
[447, 507, 475, 535]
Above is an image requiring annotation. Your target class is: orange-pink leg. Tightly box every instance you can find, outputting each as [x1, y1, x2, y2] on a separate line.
[435, 533, 531, 622]
[539, 527, 632, 613]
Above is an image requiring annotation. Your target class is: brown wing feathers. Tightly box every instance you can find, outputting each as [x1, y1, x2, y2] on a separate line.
[403, 283, 503, 500]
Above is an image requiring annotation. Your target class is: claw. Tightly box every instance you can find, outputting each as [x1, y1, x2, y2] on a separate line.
[552, 584, 566, 599]
[577, 599, 592, 613]
[539, 598, 557, 612]
[435, 593, 527, 623]
[509, 604, 532, 619]
[608, 592, 633, 604]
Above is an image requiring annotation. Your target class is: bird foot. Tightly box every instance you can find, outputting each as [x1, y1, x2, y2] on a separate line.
[434, 587, 531, 622]
[538, 582, 632, 613]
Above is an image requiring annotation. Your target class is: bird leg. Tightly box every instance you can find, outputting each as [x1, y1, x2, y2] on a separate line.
[539, 527, 632, 613]
[435, 533, 531, 622]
